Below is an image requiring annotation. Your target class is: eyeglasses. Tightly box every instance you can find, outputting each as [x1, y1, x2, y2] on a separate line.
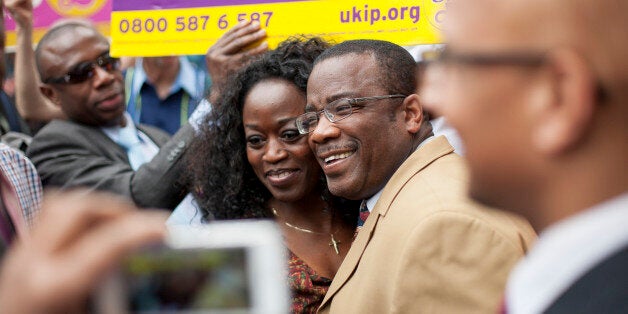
[423, 47, 609, 103]
[43, 52, 120, 85]
[295, 94, 407, 134]
[424, 47, 546, 67]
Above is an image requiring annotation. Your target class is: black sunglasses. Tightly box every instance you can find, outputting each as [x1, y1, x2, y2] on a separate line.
[43, 52, 120, 85]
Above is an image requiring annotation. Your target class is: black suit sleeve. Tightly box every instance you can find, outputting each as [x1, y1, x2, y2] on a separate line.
[26, 120, 193, 210]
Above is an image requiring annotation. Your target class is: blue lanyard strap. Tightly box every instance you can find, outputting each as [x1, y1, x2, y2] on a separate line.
[125, 67, 191, 127]
[133, 92, 190, 128]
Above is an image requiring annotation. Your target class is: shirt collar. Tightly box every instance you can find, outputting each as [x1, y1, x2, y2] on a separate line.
[365, 189, 383, 212]
[101, 112, 138, 143]
[364, 135, 435, 212]
[131, 59, 147, 96]
[133, 57, 199, 98]
[506, 192, 628, 314]
[174, 57, 201, 97]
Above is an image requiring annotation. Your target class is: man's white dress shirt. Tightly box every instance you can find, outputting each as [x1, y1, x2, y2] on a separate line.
[506, 192, 628, 314]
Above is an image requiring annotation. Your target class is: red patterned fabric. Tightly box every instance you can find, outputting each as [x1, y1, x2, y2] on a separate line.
[357, 200, 369, 227]
[287, 250, 332, 313]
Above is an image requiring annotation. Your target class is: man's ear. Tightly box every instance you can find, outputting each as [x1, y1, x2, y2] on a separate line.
[532, 49, 596, 155]
[39, 85, 62, 108]
[402, 94, 423, 134]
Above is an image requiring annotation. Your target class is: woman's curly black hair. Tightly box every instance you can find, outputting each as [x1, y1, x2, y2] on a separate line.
[187, 37, 354, 221]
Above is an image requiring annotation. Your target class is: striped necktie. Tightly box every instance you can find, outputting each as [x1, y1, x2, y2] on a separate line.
[357, 200, 370, 227]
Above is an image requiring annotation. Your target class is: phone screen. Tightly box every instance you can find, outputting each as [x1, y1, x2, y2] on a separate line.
[121, 247, 250, 312]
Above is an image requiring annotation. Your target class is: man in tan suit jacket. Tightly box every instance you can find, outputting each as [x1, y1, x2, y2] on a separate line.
[298, 39, 535, 313]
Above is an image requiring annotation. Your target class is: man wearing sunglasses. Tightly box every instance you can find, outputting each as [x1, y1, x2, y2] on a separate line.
[25, 22, 194, 210]
[305, 40, 536, 314]
[426, 0, 628, 313]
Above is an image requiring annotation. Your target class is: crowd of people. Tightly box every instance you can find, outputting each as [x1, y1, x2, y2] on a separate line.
[0, 0, 626, 313]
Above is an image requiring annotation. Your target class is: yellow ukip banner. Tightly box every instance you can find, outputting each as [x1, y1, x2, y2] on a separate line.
[110, 0, 447, 57]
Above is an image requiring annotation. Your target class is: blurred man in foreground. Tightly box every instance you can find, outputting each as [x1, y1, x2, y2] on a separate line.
[428, 0, 628, 312]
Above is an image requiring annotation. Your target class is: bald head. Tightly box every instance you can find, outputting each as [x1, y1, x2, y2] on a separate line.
[35, 23, 125, 127]
[35, 23, 105, 81]
[432, 0, 628, 229]
[447, 0, 628, 102]
[558, 0, 628, 98]
[521, 0, 627, 101]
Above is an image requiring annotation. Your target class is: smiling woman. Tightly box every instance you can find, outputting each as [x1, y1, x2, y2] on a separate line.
[186, 37, 359, 313]
[243, 78, 321, 203]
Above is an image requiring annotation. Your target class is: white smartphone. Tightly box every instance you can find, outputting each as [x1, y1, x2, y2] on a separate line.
[95, 220, 289, 314]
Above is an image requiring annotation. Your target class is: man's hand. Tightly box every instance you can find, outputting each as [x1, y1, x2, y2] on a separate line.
[0, 191, 168, 313]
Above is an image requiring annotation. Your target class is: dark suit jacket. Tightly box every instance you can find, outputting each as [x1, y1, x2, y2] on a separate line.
[26, 119, 193, 209]
[545, 245, 628, 314]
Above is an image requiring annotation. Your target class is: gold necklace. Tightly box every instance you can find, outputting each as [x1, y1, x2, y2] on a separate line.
[271, 207, 341, 255]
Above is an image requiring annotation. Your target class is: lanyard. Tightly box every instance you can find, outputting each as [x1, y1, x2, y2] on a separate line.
[133, 92, 189, 128]
[125, 66, 190, 127]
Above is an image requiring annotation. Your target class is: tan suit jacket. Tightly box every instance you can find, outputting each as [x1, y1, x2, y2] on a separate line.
[318, 136, 536, 314]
